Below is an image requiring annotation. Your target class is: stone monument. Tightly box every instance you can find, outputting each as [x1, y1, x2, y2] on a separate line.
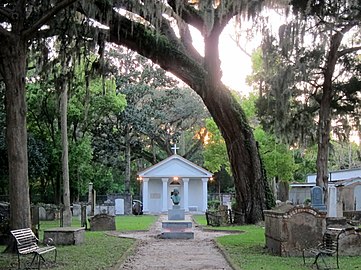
[168, 188, 185, 220]
[161, 187, 194, 239]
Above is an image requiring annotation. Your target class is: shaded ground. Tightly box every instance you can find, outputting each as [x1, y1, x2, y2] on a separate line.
[112, 215, 237, 270]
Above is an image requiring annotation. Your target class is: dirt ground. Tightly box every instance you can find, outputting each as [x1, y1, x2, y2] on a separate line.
[113, 215, 236, 270]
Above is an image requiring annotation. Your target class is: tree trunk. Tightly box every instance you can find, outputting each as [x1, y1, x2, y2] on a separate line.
[316, 93, 332, 205]
[60, 80, 72, 226]
[0, 35, 31, 231]
[0, 0, 78, 237]
[315, 28, 350, 206]
[205, 85, 269, 223]
[124, 128, 132, 215]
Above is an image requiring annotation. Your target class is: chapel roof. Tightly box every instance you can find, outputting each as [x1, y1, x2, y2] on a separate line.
[138, 154, 213, 178]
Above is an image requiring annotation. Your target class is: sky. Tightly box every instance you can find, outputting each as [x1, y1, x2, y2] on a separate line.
[190, 13, 283, 96]
[190, 24, 256, 96]
[219, 23, 256, 95]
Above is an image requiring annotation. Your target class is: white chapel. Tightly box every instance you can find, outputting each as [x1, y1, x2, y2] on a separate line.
[137, 146, 213, 213]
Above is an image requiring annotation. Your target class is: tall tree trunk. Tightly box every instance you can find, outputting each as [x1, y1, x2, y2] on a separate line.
[0, 0, 78, 236]
[124, 128, 132, 215]
[60, 80, 72, 226]
[315, 26, 352, 206]
[0, 35, 31, 231]
[316, 89, 332, 205]
[205, 84, 269, 222]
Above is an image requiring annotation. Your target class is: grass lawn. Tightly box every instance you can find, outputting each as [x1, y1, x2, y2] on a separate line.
[0, 215, 157, 270]
[193, 214, 361, 270]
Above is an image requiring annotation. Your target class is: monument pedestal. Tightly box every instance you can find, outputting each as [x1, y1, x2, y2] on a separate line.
[161, 205, 194, 239]
[168, 205, 185, 220]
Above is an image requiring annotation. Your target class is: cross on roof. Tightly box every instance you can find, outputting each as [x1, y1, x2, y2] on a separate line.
[171, 144, 179, 155]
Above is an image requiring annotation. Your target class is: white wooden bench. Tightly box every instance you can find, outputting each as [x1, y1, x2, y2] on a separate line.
[11, 228, 57, 270]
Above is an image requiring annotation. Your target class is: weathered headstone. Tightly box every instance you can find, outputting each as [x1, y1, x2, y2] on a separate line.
[328, 185, 337, 217]
[115, 199, 124, 215]
[38, 206, 46, 220]
[72, 204, 81, 217]
[89, 213, 116, 231]
[95, 205, 115, 215]
[311, 186, 326, 211]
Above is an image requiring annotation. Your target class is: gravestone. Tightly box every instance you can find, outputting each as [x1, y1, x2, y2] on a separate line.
[95, 205, 115, 215]
[38, 204, 57, 220]
[328, 185, 337, 217]
[89, 213, 116, 231]
[115, 199, 124, 215]
[72, 204, 81, 217]
[311, 186, 326, 211]
[38, 206, 46, 220]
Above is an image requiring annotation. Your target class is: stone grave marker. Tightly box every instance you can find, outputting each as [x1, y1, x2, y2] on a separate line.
[311, 186, 326, 211]
[328, 185, 337, 217]
[38, 206, 46, 220]
[89, 213, 116, 231]
[72, 204, 81, 217]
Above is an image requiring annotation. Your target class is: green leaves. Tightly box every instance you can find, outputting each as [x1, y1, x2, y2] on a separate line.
[254, 127, 296, 181]
[203, 118, 230, 174]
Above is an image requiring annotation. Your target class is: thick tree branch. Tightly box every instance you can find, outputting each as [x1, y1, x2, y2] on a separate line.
[167, 0, 204, 32]
[107, 9, 206, 93]
[23, 0, 78, 39]
[338, 46, 361, 58]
